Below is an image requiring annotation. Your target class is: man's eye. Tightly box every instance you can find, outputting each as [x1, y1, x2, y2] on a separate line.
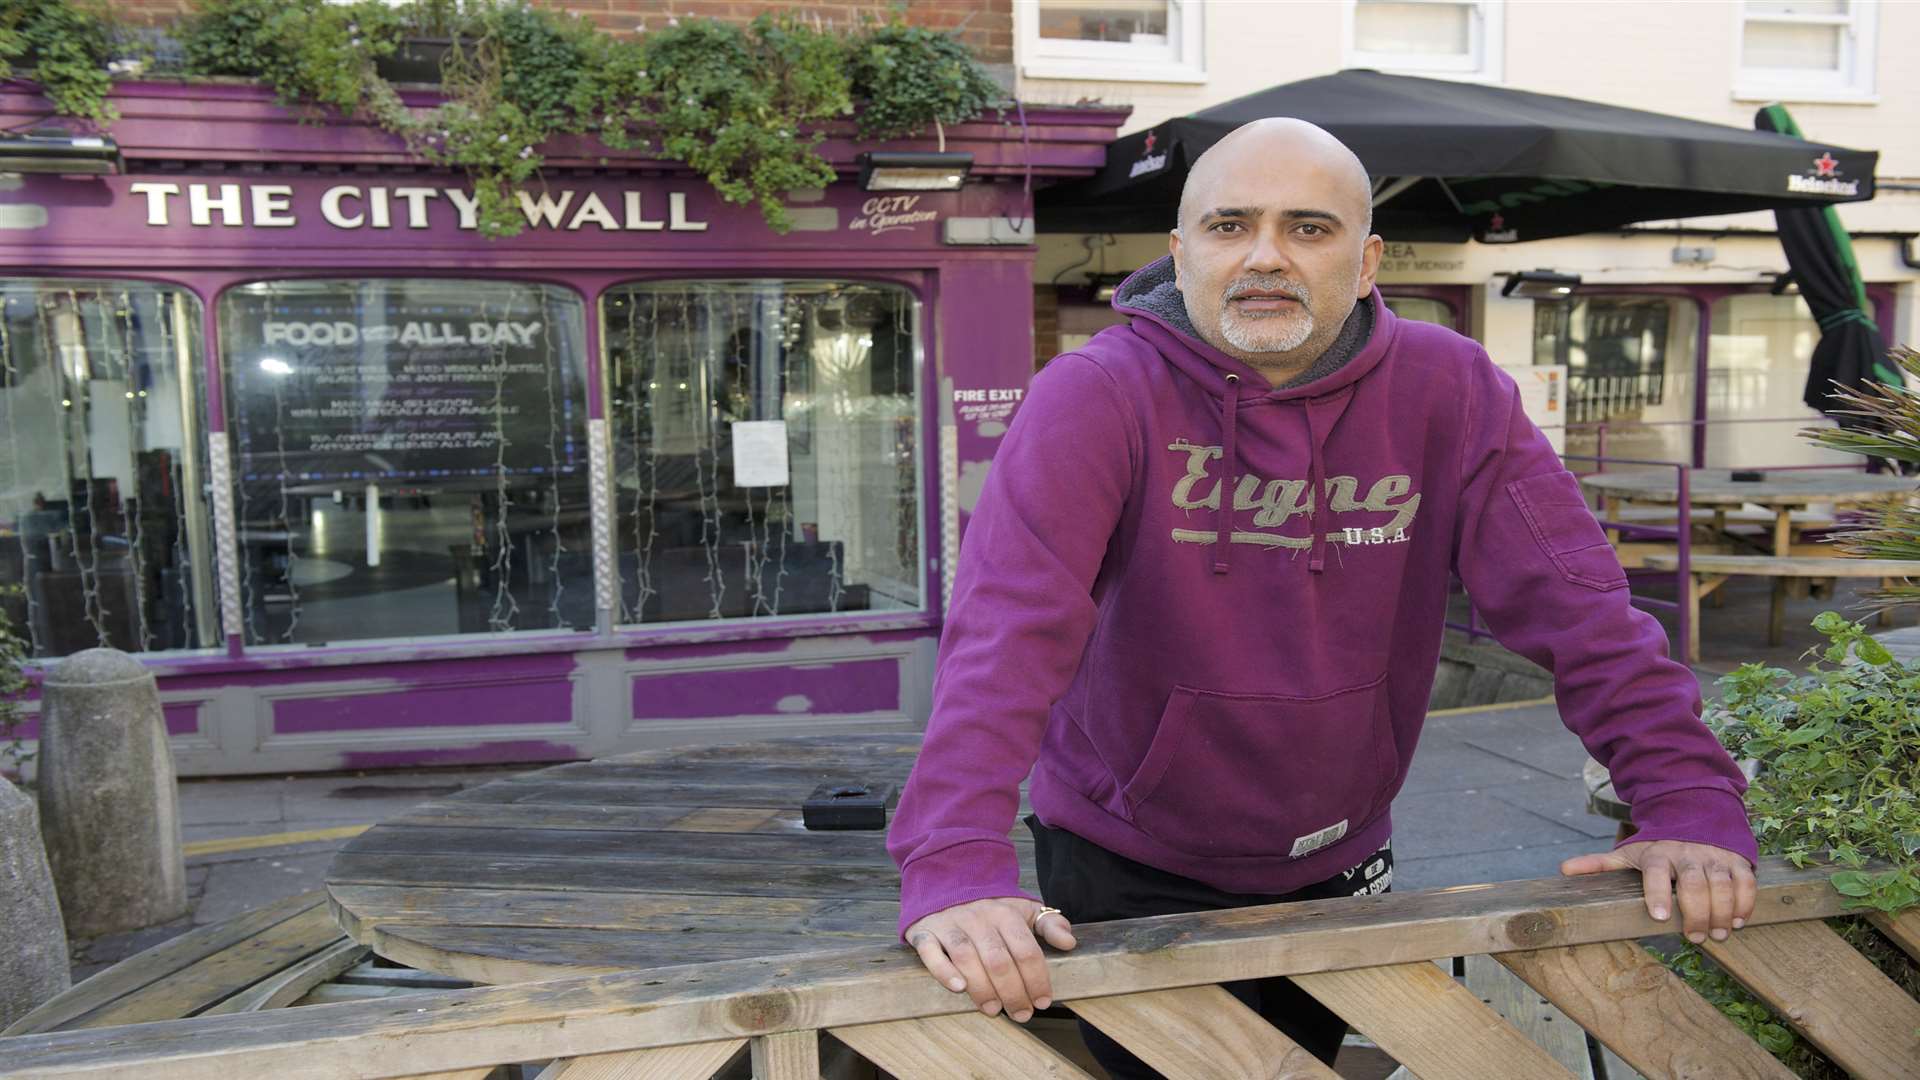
[1211, 221, 1243, 233]
[1297, 223, 1326, 236]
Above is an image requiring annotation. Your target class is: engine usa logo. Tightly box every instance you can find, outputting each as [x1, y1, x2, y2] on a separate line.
[1787, 152, 1860, 197]
[1129, 131, 1170, 179]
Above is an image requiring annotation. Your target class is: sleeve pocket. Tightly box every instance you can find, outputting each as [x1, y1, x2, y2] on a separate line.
[1506, 472, 1628, 592]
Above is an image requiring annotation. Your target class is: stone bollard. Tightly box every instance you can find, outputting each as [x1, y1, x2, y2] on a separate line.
[37, 648, 188, 938]
[1, 776, 70, 1029]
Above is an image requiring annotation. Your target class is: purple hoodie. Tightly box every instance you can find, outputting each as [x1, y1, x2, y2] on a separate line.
[887, 257, 1756, 937]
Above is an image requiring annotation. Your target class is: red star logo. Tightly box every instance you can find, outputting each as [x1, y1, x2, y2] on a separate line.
[1143, 132, 1157, 154]
[1489, 213, 1505, 230]
[1813, 153, 1840, 177]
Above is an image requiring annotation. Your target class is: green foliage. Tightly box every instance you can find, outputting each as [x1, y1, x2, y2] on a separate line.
[1655, 613, 1920, 1076]
[183, 0, 404, 116]
[1709, 612, 1920, 912]
[0, 587, 32, 782]
[848, 18, 1004, 141]
[0, 0, 119, 123]
[590, 15, 847, 232]
[44, 0, 1003, 237]
[1802, 344, 1920, 610]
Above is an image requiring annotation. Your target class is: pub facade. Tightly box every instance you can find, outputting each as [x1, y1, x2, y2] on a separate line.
[0, 80, 1122, 776]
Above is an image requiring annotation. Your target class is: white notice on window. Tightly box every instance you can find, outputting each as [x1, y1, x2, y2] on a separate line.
[731, 421, 790, 487]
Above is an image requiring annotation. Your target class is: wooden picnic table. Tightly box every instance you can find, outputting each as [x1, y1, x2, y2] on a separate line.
[1578, 467, 1913, 558]
[322, 733, 1029, 985]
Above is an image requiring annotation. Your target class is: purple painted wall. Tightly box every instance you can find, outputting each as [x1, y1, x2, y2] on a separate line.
[630, 658, 900, 720]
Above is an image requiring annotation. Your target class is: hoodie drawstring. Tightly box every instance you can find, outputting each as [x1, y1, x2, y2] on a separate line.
[1305, 400, 1329, 574]
[1212, 373, 1240, 575]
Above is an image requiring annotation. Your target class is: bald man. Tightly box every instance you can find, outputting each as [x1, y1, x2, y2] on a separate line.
[886, 120, 1757, 1076]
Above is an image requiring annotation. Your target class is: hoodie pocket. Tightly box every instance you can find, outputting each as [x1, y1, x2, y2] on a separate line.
[1118, 674, 1396, 859]
[1508, 471, 1627, 592]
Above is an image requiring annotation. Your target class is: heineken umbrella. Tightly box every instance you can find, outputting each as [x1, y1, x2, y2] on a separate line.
[1754, 104, 1901, 417]
[1037, 69, 1877, 242]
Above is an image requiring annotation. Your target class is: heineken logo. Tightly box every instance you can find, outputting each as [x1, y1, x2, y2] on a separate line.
[1130, 131, 1169, 178]
[1788, 153, 1860, 197]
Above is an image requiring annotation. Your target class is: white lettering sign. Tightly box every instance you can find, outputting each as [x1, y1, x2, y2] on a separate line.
[129, 183, 713, 234]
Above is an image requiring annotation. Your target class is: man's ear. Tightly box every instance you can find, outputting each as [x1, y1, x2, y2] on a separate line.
[1355, 233, 1384, 297]
[1169, 228, 1185, 290]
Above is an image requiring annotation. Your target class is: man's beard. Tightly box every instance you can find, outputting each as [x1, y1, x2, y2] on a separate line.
[1218, 276, 1313, 354]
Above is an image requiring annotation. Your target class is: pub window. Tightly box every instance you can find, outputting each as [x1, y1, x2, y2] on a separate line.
[1737, 1, 1877, 102]
[1018, 0, 1207, 83]
[604, 281, 923, 626]
[218, 279, 592, 646]
[0, 281, 215, 657]
[1535, 295, 1700, 468]
[1345, 0, 1504, 82]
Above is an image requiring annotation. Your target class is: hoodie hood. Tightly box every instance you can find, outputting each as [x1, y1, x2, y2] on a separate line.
[1109, 255, 1399, 574]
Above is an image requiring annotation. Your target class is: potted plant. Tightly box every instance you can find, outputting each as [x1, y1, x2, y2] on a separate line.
[377, 0, 477, 85]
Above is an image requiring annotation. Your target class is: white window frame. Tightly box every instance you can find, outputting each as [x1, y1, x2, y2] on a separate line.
[1016, 0, 1206, 84]
[1343, 0, 1504, 83]
[1734, 1, 1877, 104]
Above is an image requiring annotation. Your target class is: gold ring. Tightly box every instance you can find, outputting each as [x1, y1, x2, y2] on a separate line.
[1030, 906, 1063, 930]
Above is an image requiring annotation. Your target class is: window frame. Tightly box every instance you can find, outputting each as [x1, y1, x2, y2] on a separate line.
[1017, 0, 1207, 84]
[1733, 0, 1878, 104]
[0, 276, 219, 658]
[1342, 0, 1505, 83]
[596, 276, 931, 631]
[213, 274, 599, 651]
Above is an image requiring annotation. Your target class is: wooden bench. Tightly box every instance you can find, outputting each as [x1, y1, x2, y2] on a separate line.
[1643, 553, 1920, 663]
[0, 890, 468, 1035]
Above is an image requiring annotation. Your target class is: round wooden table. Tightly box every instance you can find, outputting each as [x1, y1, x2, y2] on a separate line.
[1579, 468, 1914, 556]
[323, 733, 1038, 985]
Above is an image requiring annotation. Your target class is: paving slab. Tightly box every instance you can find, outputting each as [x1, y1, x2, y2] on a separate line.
[192, 849, 345, 926]
[1390, 788, 1590, 860]
[1438, 705, 1595, 780]
[1398, 734, 1548, 795]
[1484, 776, 1622, 841]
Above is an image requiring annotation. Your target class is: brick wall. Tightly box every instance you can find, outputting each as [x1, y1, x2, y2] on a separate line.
[99, 1, 1012, 65]
[1031, 285, 1059, 371]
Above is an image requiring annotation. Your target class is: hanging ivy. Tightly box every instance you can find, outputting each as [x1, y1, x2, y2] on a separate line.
[0, 0, 1011, 238]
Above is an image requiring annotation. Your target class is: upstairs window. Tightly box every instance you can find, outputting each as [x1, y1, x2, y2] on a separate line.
[1346, 0, 1504, 82]
[1018, 1, 1206, 83]
[1737, 1, 1877, 101]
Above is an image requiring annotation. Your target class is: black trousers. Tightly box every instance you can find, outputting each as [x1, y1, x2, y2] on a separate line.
[1026, 815, 1392, 1079]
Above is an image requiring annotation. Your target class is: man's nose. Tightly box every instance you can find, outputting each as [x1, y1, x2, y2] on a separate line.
[1242, 226, 1292, 274]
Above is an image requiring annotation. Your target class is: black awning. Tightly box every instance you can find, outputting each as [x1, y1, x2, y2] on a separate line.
[1036, 69, 1878, 242]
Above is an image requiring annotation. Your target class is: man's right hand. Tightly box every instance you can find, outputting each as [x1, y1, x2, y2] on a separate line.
[904, 897, 1078, 1023]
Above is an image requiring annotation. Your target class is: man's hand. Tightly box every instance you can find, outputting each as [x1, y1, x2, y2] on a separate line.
[1562, 840, 1756, 943]
[904, 897, 1078, 1023]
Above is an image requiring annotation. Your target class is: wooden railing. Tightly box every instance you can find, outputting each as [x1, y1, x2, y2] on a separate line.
[2, 858, 1915, 1080]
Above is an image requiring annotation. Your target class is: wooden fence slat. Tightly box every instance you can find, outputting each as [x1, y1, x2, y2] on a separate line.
[1294, 961, 1581, 1080]
[1463, 954, 1595, 1078]
[202, 940, 372, 1015]
[70, 906, 349, 1028]
[830, 1013, 1095, 1080]
[533, 1042, 747, 1080]
[1497, 941, 1795, 1080]
[0, 890, 327, 1037]
[1703, 919, 1920, 1080]
[0, 862, 1854, 1080]
[750, 1031, 821, 1080]
[1069, 984, 1339, 1080]
[1866, 908, 1920, 963]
